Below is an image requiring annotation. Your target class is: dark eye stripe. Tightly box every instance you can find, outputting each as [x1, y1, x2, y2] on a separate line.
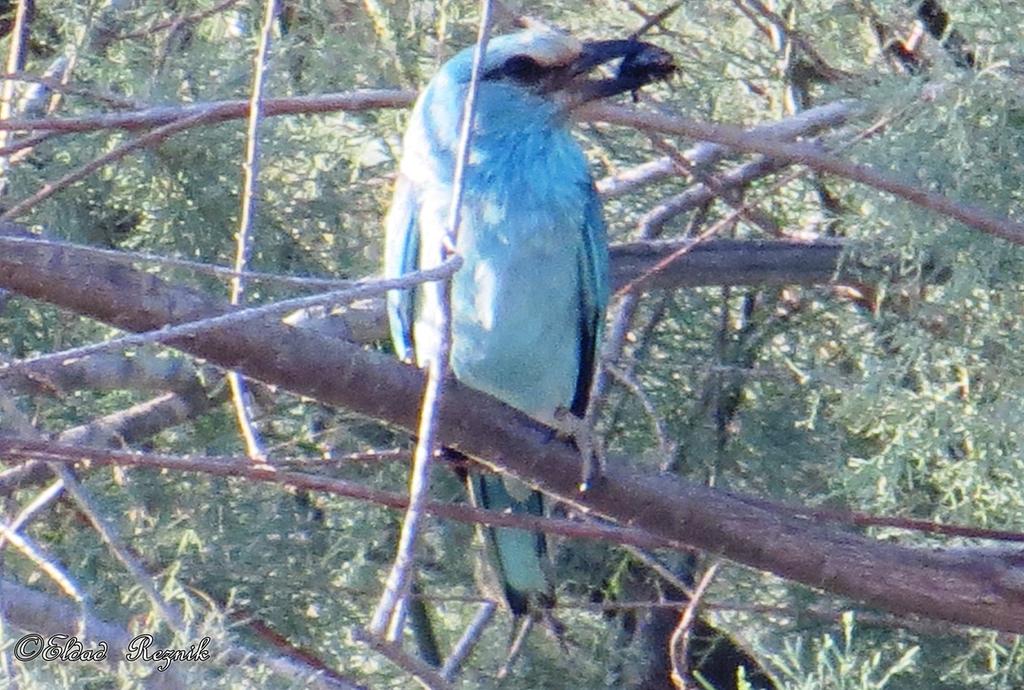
[483, 55, 549, 84]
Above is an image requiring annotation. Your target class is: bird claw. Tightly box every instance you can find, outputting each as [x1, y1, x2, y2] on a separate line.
[552, 407, 605, 493]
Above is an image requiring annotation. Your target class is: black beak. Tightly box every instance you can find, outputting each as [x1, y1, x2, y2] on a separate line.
[550, 39, 675, 107]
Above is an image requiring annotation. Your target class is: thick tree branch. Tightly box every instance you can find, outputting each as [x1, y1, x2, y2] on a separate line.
[1, 350, 200, 396]
[609, 237, 846, 291]
[0, 232, 850, 351]
[1, 225, 1023, 632]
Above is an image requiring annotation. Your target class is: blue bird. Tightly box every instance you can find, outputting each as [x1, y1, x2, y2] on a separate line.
[385, 27, 674, 617]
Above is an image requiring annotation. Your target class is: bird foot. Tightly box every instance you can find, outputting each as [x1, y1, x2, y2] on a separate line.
[552, 407, 605, 493]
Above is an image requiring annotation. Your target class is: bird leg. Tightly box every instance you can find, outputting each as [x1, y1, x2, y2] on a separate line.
[552, 406, 605, 493]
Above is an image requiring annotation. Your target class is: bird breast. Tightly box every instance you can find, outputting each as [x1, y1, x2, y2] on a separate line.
[415, 130, 592, 424]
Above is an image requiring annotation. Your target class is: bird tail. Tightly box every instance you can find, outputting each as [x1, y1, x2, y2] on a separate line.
[466, 473, 555, 616]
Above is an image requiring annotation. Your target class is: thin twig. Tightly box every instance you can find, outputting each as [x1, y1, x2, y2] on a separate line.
[352, 627, 454, 690]
[0, 438, 686, 550]
[0, 235, 359, 288]
[588, 291, 638, 410]
[588, 103, 1024, 246]
[270, 447, 410, 467]
[595, 99, 858, 199]
[614, 104, 932, 298]
[384, 595, 409, 643]
[738, 0, 843, 79]
[368, 0, 494, 637]
[53, 463, 187, 632]
[0, 402, 185, 643]
[0, 108, 223, 221]
[615, 204, 730, 297]
[628, 1, 684, 39]
[496, 616, 533, 681]
[0, 0, 31, 121]
[648, 133, 783, 235]
[227, 0, 279, 463]
[117, 0, 245, 41]
[0, 129, 57, 157]
[618, 103, 911, 295]
[0, 90, 417, 134]
[0, 389, 87, 614]
[3, 479, 64, 535]
[669, 562, 719, 690]
[619, 543, 696, 601]
[228, 609, 367, 689]
[637, 156, 784, 235]
[0, 70, 139, 109]
[0, 0, 32, 196]
[606, 363, 676, 460]
[14, 90, 1002, 247]
[0, 520, 84, 604]
[11, 438, 1024, 560]
[440, 601, 497, 681]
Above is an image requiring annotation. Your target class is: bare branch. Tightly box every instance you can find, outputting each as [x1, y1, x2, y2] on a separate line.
[585, 103, 1024, 245]
[1, 349, 200, 396]
[4, 479, 63, 534]
[53, 463, 188, 632]
[1, 388, 217, 497]
[225, 0, 280, 462]
[0, 438, 685, 551]
[596, 99, 858, 198]
[370, 2, 493, 636]
[0, 69, 139, 109]
[0, 90, 417, 134]
[637, 156, 785, 236]
[0, 234, 359, 288]
[606, 363, 675, 460]
[496, 616, 532, 680]
[440, 601, 497, 681]
[0, 231, 853, 348]
[0, 108, 224, 221]
[669, 563, 719, 689]
[352, 627, 454, 690]
[2, 223, 1023, 631]
[0, 0, 33, 196]
[0, 515, 84, 604]
[116, 0, 245, 41]
[0, 254, 460, 379]
[0, 579, 186, 690]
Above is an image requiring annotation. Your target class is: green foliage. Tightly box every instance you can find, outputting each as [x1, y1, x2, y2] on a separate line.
[4, 0, 1024, 688]
[771, 613, 920, 690]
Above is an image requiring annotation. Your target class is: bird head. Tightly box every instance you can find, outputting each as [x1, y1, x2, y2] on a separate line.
[424, 26, 675, 124]
[479, 26, 674, 106]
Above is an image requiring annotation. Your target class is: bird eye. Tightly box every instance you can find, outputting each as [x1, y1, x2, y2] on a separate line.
[486, 55, 547, 85]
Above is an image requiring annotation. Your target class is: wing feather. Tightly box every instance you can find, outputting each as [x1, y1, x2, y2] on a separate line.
[383, 174, 420, 362]
[570, 183, 610, 416]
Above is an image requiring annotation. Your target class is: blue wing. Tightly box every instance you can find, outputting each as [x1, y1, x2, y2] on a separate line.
[384, 173, 420, 363]
[570, 182, 610, 416]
